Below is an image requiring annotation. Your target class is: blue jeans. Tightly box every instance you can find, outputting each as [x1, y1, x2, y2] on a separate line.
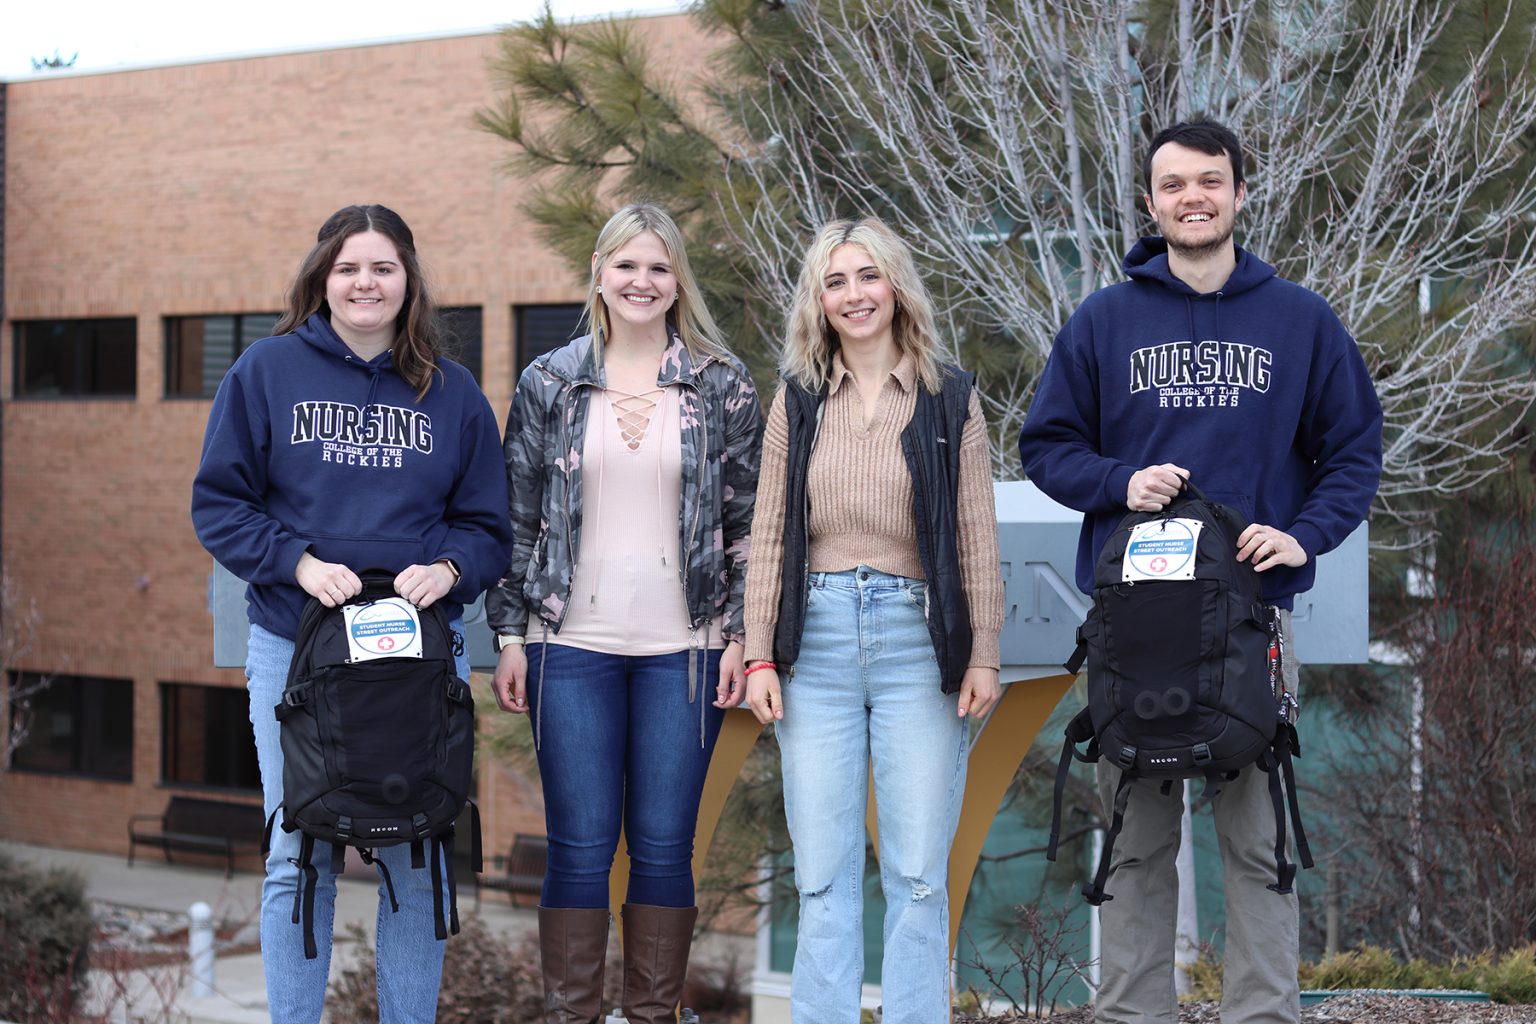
[775, 568, 969, 1024]
[525, 643, 724, 909]
[246, 620, 470, 1024]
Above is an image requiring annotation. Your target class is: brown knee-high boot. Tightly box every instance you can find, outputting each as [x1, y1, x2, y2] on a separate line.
[538, 906, 611, 1024]
[620, 903, 699, 1024]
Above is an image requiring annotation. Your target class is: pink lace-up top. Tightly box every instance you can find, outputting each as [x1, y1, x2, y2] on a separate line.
[549, 384, 725, 654]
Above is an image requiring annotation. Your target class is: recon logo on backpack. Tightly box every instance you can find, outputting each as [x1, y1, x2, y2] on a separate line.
[1045, 480, 1312, 906]
[264, 569, 481, 959]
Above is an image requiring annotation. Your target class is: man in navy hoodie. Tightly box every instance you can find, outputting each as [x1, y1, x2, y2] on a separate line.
[1019, 121, 1382, 1024]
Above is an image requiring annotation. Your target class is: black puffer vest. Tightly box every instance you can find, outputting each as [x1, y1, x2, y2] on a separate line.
[772, 366, 976, 693]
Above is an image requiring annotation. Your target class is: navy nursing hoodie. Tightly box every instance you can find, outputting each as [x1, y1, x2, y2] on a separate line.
[1018, 238, 1383, 608]
[192, 312, 512, 639]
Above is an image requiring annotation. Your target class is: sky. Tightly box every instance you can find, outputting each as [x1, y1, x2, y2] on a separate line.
[2, 0, 682, 80]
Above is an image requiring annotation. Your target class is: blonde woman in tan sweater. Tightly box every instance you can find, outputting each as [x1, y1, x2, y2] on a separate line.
[742, 217, 1004, 1023]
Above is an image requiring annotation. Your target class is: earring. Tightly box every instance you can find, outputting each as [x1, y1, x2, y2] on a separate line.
[596, 285, 604, 294]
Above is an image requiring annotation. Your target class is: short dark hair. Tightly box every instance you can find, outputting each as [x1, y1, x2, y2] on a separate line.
[275, 204, 444, 400]
[1143, 120, 1246, 195]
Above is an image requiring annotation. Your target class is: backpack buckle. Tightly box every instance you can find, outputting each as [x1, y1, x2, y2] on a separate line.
[1115, 745, 1137, 770]
[1192, 743, 1213, 766]
[1280, 690, 1300, 724]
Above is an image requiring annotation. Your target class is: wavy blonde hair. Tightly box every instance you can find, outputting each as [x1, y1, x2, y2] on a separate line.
[585, 203, 731, 370]
[782, 217, 948, 394]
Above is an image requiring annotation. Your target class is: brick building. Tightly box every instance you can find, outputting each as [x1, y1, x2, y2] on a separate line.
[0, 17, 705, 868]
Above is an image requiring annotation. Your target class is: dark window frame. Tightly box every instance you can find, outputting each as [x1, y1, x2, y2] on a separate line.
[6, 671, 134, 781]
[13, 318, 137, 399]
[514, 304, 585, 377]
[164, 313, 281, 399]
[158, 682, 261, 793]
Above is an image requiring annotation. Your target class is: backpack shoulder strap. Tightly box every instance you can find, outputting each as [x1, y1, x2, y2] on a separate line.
[1083, 767, 1138, 906]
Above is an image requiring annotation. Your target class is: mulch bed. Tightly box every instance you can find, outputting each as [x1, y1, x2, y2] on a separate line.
[958, 995, 1536, 1023]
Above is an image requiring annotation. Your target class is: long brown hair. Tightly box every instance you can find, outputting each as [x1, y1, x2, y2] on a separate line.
[275, 204, 443, 400]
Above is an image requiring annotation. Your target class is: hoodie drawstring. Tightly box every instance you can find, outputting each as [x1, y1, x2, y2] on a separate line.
[534, 623, 549, 751]
[1185, 292, 1224, 353]
[362, 366, 382, 417]
[689, 628, 706, 749]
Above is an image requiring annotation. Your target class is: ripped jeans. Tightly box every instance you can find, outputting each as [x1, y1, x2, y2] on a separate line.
[774, 568, 969, 1024]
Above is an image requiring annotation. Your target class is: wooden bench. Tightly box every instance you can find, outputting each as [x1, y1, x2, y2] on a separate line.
[127, 795, 265, 878]
[475, 832, 547, 907]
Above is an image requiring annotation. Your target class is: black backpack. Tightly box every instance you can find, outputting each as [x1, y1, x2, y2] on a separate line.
[1046, 481, 1312, 905]
[264, 569, 481, 958]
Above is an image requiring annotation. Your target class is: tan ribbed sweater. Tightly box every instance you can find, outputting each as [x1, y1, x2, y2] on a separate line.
[743, 352, 1004, 669]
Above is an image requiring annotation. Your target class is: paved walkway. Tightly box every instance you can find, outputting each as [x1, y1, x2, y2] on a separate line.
[3, 840, 751, 1023]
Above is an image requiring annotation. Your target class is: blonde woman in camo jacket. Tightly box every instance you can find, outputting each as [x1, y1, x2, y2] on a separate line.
[486, 203, 763, 1024]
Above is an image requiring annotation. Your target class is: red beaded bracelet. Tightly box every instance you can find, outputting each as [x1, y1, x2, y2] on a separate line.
[743, 662, 778, 677]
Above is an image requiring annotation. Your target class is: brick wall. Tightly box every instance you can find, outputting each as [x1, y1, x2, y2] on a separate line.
[0, 16, 708, 862]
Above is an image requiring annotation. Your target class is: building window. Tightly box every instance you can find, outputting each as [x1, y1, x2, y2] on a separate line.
[165, 314, 280, 398]
[160, 683, 260, 792]
[7, 672, 133, 780]
[14, 318, 137, 397]
[515, 304, 584, 375]
[439, 306, 483, 384]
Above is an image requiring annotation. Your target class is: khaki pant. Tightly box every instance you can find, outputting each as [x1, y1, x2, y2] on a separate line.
[1093, 609, 1301, 1024]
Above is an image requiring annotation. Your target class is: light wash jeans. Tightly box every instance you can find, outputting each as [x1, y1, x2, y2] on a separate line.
[1094, 608, 1301, 1024]
[246, 619, 470, 1024]
[775, 568, 969, 1024]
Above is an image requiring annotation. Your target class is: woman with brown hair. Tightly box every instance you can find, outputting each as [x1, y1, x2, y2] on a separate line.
[193, 204, 511, 1023]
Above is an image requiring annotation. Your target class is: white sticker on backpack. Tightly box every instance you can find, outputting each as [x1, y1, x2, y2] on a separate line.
[1123, 518, 1203, 582]
[342, 598, 424, 661]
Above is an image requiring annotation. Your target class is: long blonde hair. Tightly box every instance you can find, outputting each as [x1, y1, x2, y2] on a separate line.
[585, 203, 732, 369]
[781, 217, 947, 394]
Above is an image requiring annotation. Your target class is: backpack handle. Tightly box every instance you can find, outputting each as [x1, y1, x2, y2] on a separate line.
[1178, 476, 1211, 504]
[353, 568, 402, 604]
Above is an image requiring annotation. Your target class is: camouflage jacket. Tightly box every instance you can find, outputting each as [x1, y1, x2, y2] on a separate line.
[486, 333, 763, 640]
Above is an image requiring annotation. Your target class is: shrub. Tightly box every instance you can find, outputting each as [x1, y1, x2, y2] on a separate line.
[1300, 945, 1413, 990]
[681, 947, 749, 1020]
[328, 914, 545, 1023]
[1291, 943, 1536, 1004]
[1477, 946, 1536, 1005]
[0, 852, 94, 1023]
[1181, 943, 1224, 1002]
[960, 900, 1095, 1017]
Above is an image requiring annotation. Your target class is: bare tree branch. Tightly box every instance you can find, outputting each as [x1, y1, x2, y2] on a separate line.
[711, 0, 1536, 536]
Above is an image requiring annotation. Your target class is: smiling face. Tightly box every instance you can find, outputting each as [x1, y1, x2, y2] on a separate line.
[1143, 141, 1246, 259]
[819, 243, 897, 349]
[595, 230, 677, 338]
[325, 230, 406, 354]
